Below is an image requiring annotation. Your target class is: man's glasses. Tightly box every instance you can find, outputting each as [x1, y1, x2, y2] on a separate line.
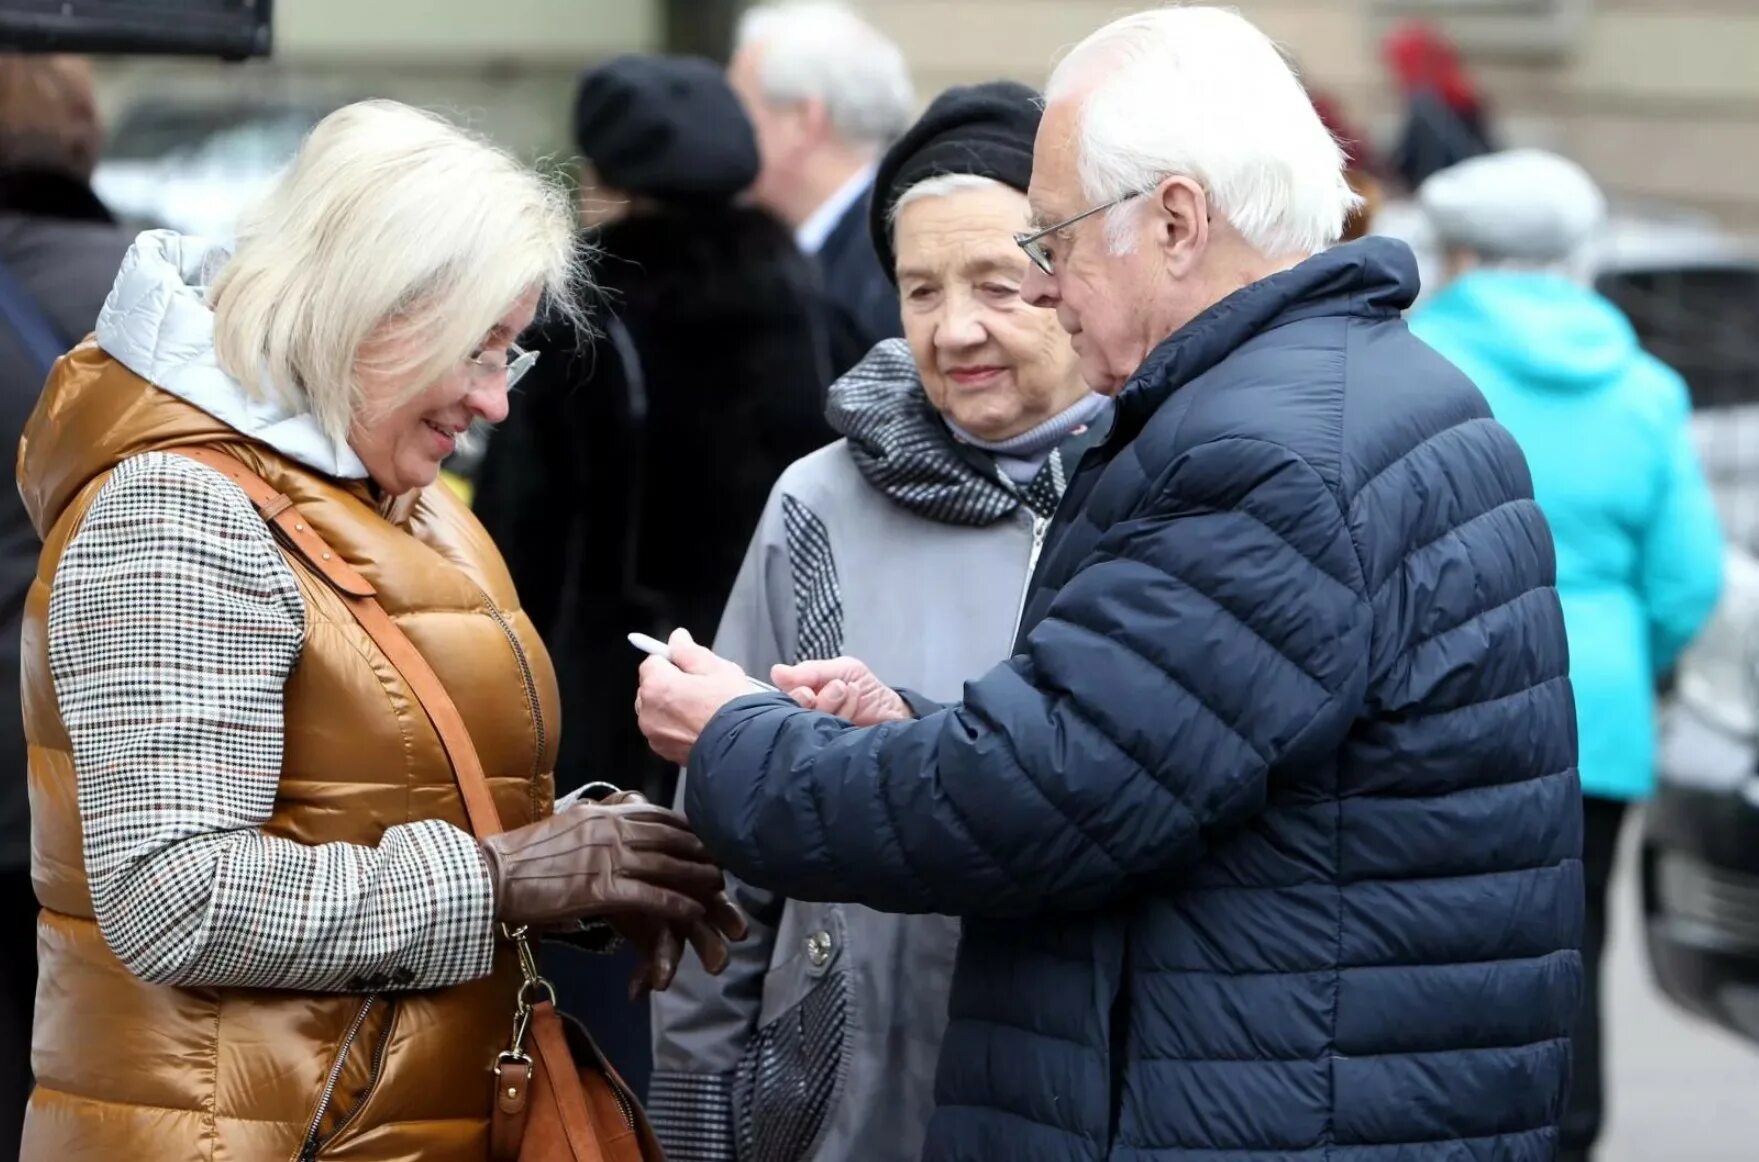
[1014, 190, 1146, 276]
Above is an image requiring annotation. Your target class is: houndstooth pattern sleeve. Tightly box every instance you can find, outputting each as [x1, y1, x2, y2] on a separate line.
[48, 451, 497, 993]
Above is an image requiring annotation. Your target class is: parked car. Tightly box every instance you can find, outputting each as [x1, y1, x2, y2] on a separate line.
[1609, 255, 1759, 1046]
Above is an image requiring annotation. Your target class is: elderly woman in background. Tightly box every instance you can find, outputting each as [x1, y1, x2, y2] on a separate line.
[649, 81, 1106, 1162]
[16, 100, 742, 1161]
[1410, 148, 1725, 1162]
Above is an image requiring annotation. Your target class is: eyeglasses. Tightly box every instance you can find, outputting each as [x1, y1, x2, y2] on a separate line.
[465, 341, 539, 390]
[1014, 190, 1146, 276]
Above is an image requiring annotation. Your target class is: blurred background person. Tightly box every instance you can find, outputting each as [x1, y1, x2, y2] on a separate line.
[1410, 148, 1726, 1162]
[728, 1, 914, 376]
[0, 51, 133, 1149]
[16, 99, 739, 1161]
[477, 52, 832, 810]
[1382, 20, 1495, 194]
[473, 55, 833, 1093]
[650, 79, 1107, 1162]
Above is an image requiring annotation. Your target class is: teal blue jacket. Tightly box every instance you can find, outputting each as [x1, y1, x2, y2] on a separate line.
[1413, 270, 1724, 800]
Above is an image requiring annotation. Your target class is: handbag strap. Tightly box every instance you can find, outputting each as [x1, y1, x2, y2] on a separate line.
[171, 445, 509, 840]
[0, 253, 70, 378]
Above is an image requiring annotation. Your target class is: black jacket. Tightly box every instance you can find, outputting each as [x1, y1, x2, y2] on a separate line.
[816, 191, 900, 378]
[475, 204, 834, 799]
[0, 170, 132, 867]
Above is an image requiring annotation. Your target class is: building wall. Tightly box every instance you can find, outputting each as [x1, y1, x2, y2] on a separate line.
[87, 1, 1759, 232]
[857, 0, 1759, 233]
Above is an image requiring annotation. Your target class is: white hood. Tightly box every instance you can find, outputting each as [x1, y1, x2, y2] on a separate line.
[94, 229, 368, 479]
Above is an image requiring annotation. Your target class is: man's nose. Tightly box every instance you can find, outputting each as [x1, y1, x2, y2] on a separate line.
[1021, 263, 1059, 310]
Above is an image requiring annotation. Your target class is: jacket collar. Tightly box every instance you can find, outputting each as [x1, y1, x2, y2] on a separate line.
[1108, 237, 1419, 446]
[0, 168, 115, 224]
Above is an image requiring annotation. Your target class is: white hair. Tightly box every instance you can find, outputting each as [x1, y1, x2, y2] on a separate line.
[208, 99, 582, 444]
[887, 172, 1009, 231]
[1045, 5, 1358, 260]
[736, 1, 915, 148]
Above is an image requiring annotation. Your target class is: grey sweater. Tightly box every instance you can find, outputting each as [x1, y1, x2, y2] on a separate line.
[649, 340, 1105, 1162]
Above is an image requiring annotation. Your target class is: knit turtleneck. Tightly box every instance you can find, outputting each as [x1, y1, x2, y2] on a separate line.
[945, 392, 1110, 484]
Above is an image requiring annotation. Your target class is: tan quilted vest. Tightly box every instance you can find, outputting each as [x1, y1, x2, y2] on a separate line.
[16, 342, 560, 1161]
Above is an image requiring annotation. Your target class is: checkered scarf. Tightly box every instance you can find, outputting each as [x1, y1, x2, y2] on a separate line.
[825, 339, 1067, 525]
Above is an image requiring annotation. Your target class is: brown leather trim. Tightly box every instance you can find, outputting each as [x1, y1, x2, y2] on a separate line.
[529, 1002, 608, 1160]
[169, 447, 507, 840]
[491, 1056, 532, 1162]
[174, 446, 378, 599]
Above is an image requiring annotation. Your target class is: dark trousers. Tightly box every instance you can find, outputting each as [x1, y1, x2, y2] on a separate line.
[0, 868, 33, 1161]
[1560, 796, 1629, 1162]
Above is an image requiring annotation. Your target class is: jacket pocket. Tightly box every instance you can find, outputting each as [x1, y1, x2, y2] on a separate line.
[732, 905, 853, 1162]
[293, 995, 401, 1161]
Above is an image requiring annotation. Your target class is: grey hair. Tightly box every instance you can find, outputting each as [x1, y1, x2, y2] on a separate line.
[887, 173, 1009, 234]
[736, 1, 916, 148]
[208, 99, 584, 444]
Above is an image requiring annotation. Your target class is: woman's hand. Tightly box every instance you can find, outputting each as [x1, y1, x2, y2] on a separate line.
[480, 797, 747, 994]
[771, 656, 911, 726]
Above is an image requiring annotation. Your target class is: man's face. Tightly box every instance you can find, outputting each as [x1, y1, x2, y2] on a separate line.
[1020, 99, 1177, 397]
[727, 42, 804, 214]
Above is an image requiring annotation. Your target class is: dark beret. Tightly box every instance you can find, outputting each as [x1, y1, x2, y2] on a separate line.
[869, 80, 1042, 283]
[573, 54, 758, 204]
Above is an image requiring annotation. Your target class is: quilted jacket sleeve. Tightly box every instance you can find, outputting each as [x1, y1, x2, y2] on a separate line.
[686, 437, 1374, 917]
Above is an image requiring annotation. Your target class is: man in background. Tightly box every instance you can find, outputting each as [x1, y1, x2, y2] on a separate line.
[728, 1, 914, 375]
[0, 52, 133, 1150]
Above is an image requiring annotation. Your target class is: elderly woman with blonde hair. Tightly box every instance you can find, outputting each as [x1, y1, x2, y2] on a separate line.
[15, 99, 742, 1161]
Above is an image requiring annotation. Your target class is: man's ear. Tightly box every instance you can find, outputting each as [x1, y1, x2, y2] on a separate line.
[795, 95, 832, 145]
[1153, 176, 1210, 278]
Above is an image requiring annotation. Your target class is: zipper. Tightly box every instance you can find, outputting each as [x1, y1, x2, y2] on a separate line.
[1012, 512, 1050, 638]
[478, 588, 547, 780]
[298, 995, 379, 1162]
[607, 1073, 637, 1130]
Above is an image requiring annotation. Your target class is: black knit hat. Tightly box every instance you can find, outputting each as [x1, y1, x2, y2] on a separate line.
[869, 80, 1043, 284]
[572, 54, 758, 204]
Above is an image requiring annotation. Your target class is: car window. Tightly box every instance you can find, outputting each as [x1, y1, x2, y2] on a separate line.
[1600, 264, 1759, 552]
[1596, 265, 1759, 410]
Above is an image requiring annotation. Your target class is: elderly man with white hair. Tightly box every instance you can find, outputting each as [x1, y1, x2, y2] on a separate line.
[729, 1, 915, 374]
[638, 8, 1582, 1160]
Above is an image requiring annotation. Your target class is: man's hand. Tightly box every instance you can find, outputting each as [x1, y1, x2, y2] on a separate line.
[636, 628, 761, 765]
[771, 657, 911, 726]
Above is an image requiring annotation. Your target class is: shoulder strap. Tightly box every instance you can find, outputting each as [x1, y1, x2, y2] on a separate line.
[171, 446, 508, 840]
[0, 254, 71, 377]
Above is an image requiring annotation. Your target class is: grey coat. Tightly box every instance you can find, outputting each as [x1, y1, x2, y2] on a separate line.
[649, 340, 1104, 1162]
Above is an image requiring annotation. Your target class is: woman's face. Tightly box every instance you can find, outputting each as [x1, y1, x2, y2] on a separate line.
[349, 288, 540, 496]
[895, 184, 1086, 442]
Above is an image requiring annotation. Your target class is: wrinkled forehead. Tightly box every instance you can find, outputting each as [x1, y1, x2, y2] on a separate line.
[1026, 97, 1087, 229]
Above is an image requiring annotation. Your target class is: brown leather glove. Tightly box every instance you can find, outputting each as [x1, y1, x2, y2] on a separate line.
[480, 798, 747, 994]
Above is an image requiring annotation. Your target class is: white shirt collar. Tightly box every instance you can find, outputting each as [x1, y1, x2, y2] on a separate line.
[795, 164, 878, 256]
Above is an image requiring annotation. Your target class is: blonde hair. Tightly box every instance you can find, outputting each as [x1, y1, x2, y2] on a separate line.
[208, 99, 582, 443]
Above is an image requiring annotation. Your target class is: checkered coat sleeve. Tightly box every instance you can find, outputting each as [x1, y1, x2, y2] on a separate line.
[47, 451, 497, 992]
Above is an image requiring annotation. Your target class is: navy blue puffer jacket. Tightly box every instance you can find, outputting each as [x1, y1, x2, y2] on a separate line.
[686, 238, 1583, 1161]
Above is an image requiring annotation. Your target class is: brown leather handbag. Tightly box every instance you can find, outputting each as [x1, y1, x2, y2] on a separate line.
[175, 447, 665, 1162]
